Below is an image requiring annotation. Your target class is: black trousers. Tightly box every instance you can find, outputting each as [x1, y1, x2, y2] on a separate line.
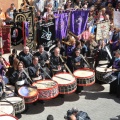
[76, 86, 83, 93]
[110, 80, 117, 94]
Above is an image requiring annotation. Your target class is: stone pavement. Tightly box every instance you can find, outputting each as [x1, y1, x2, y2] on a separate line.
[17, 83, 120, 120]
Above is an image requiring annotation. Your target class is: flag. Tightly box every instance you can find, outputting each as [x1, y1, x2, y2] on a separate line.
[37, 19, 55, 49]
[2, 25, 11, 54]
[55, 11, 69, 40]
[11, 22, 23, 46]
[69, 10, 89, 36]
[113, 10, 120, 28]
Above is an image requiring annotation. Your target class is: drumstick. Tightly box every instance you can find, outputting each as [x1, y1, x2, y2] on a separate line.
[80, 54, 90, 68]
[98, 67, 118, 71]
[59, 55, 73, 76]
[5, 86, 18, 97]
[54, 76, 71, 81]
[36, 82, 56, 86]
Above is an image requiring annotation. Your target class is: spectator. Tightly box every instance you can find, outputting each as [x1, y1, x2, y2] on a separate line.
[0, 8, 6, 25]
[34, 0, 45, 13]
[5, 3, 16, 25]
[43, 5, 53, 20]
[47, 115, 54, 120]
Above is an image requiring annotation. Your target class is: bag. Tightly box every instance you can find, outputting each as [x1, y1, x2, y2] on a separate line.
[76, 111, 91, 120]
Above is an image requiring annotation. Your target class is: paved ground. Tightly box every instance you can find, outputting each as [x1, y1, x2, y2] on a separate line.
[15, 83, 120, 120]
[2, 45, 120, 120]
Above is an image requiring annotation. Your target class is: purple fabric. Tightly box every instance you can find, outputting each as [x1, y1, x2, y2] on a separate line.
[70, 10, 89, 36]
[112, 41, 120, 51]
[67, 45, 76, 56]
[55, 11, 69, 40]
[24, 21, 29, 38]
[113, 59, 120, 69]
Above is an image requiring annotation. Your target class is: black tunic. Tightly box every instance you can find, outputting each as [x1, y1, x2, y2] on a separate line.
[10, 70, 29, 84]
[9, 54, 19, 66]
[34, 51, 49, 67]
[50, 55, 64, 70]
[71, 55, 86, 70]
[19, 51, 32, 68]
[28, 64, 44, 79]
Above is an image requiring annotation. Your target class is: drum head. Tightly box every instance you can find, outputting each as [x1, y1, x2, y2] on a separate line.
[73, 68, 94, 78]
[96, 65, 112, 72]
[52, 72, 75, 85]
[2, 97, 22, 104]
[0, 115, 18, 120]
[32, 80, 57, 90]
[0, 102, 14, 115]
[18, 86, 38, 97]
[5, 85, 15, 91]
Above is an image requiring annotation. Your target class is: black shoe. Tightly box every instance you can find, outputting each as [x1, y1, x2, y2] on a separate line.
[32, 102, 37, 106]
[38, 100, 45, 105]
[59, 94, 64, 98]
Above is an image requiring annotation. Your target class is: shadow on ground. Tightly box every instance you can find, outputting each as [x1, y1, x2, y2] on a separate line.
[21, 103, 45, 115]
[110, 115, 120, 120]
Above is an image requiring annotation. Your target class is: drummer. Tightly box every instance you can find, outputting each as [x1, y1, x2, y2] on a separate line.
[19, 46, 32, 68]
[105, 50, 120, 98]
[34, 45, 50, 67]
[71, 48, 88, 94]
[33, 45, 50, 78]
[10, 61, 30, 93]
[0, 75, 5, 99]
[50, 47, 66, 75]
[28, 56, 45, 81]
[95, 40, 110, 67]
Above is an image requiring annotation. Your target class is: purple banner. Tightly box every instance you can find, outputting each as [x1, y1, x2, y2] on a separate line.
[70, 10, 89, 36]
[55, 11, 69, 40]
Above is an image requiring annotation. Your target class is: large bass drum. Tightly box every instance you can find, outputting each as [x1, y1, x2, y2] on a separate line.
[18, 86, 38, 104]
[73, 68, 95, 86]
[0, 115, 18, 120]
[0, 101, 15, 116]
[52, 72, 77, 94]
[2, 97, 25, 114]
[32, 80, 59, 100]
[96, 65, 117, 83]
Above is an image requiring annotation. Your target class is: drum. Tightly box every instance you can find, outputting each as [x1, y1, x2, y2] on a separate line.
[73, 68, 95, 86]
[98, 60, 109, 65]
[0, 115, 18, 120]
[52, 73, 77, 94]
[2, 97, 25, 114]
[0, 101, 15, 116]
[5, 85, 15, 97]
[96, 65, 117, 83]
[96, 65, 112, 82]
[18, 86, 38, 104]
[32, 80, 59, 100]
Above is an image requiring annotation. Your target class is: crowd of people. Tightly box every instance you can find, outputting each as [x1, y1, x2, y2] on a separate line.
[0, 0, 120, 120]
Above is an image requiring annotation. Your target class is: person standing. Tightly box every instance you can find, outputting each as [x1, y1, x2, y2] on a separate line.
[34, 0, 45, 13]
[5, 3, 16, 25]
[105, 50, 120, 98]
